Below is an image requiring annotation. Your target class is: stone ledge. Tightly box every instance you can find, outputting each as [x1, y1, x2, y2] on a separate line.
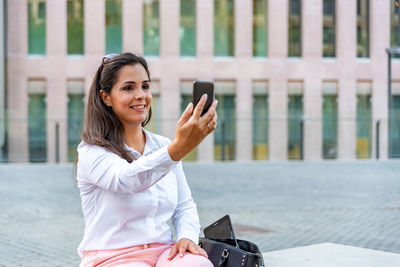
[262, 243, 400, 267]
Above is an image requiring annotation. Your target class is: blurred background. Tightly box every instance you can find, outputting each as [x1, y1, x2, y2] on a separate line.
[2, 1, 400, 265]
[2, 0, 400, 163]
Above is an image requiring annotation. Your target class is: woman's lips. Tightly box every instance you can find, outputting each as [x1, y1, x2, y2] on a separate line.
[130, 105, 146, 112]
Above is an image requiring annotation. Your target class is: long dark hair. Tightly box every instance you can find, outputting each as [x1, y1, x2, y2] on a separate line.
[81, 52, 152, 163]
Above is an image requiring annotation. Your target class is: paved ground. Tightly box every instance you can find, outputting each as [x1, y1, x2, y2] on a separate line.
[0, 161, 399, 266]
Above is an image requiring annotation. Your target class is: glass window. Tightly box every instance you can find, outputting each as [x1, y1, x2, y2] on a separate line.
[144, 0, 160, 56]
[253, 0, 267, 57]
[253, 82, 268, 160]
[390, 95, 400, 157]
[288, 0, 301, 57]
[214, 82, 236, 161]
[180, 0, 196, 56]
[28, 0, 46, 55]
[389, 82, 400, 158]
[357, 0, 369, 58]
[391, 0, 400, 58]
[67, 0, 84, 55]
[356, 94, 371, 159]
[67, 93, 84, 162]
[0, 116, 6, 163]
[106, 0, 122, 54]
[67, 80, 84, 162]
[214, 0, 234, 57]
[288, 95, 303, 160]
[322, 95, 338, 159]
[288, 82, 303, 160]
[28, 92, 47, 162]
[323, 0, 335, 57]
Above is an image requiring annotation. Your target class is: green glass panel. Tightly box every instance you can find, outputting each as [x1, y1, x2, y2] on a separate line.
[214, 0, 234, 57]
[357, 0, 369, 58]
[144, 0, 160, 56]
[106, 0, 122, 54]
[253, 95, 268, 160]
[67, 0, 84, 55]
[389, 96, 400, 158]
[214, 95, 235, 160]
[180, 0, 196, 56]
[253, 0, 267, 57]
[356, 95, 371, 159]
[288, 95, 303, 160]
[391, 0, 400, 58]
[68, 94, 84, 162]
[288, 0, 301, 57]
[29, 94, 47, 162]
[323, 95, 338, 159]
[28, 0, 46, 55]
[180, 95, 197, 161]
[323, 0, 335, 57]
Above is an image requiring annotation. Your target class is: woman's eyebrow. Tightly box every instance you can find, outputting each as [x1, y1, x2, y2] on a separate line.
[122, 81, 136, 85]
[122, 80, 150, 85]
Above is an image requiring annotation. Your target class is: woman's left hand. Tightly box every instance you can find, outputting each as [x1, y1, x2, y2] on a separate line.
[168, 238, 208, 260]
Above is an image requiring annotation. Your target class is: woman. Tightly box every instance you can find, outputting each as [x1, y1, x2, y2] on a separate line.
[77, 52, 217, 267]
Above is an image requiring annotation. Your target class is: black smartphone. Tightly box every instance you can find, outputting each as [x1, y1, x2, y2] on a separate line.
[192, 80, 214, 116]
[203, 215, 238, 247]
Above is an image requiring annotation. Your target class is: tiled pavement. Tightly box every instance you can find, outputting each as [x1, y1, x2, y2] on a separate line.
[0, 161, 399, 266]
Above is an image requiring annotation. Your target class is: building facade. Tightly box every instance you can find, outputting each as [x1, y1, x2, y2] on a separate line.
[4, 0, 400, 163]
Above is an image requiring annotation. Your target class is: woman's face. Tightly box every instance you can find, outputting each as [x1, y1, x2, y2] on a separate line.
[101, 64, 152, 128]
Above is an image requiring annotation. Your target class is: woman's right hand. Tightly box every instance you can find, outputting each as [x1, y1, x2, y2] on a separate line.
[168, 94, 218, 161]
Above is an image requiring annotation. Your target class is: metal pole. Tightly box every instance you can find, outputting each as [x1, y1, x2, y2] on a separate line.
[221, 120, 225, 161]
[376, 120, 380, 160]
[55, 122, 60, 163]
[300, 118, 304, 160]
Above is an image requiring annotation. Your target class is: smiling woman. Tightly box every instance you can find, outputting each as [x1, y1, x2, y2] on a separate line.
[77, 52, 217, 267]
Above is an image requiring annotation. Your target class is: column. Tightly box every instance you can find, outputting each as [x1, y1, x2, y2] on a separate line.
[47, 0, 67, 163]
[268, 0, 288, 161]
[370, 0, 390, 159]
[84, 0, 105, 98]
[235, 78, 252, 161]
[337, 0, 357, 160]
[234, 0, 252, 58]
[122, 0, 143, 54]
[303, 0, 323, 160]
[7, 0, 29, 162]
[159, 0, 180, 140]
[196, 0, 214, 161]
[234, 0, 252, 161]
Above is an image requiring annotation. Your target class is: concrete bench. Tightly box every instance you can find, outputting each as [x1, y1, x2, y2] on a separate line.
[262, 243, 400, 267]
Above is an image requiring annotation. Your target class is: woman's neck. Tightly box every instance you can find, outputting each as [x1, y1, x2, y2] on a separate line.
[123, 124, 146, 154]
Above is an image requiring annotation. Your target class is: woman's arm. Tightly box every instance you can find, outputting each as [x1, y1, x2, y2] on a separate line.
[78, 143, 177, 193]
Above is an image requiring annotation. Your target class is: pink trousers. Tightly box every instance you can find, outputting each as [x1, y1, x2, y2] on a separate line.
[80, 243, 213, 267]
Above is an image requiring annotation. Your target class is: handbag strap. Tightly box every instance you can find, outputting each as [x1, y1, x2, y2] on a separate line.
[218, 248, 230, 267]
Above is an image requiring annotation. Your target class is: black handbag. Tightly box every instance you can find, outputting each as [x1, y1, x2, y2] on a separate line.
[199, 237, 265, 267]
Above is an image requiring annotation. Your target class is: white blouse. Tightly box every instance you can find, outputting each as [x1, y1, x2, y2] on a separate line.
[76, 129, 200, 257]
